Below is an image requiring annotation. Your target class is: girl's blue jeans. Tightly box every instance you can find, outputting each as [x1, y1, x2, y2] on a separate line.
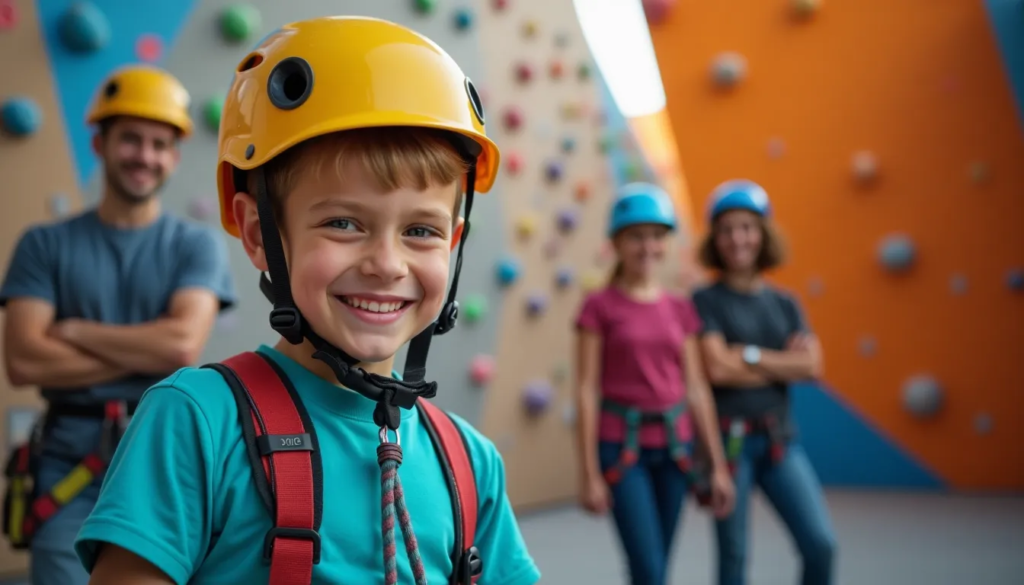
[599, 441, 690, 585]
[715, 434, 838, 585]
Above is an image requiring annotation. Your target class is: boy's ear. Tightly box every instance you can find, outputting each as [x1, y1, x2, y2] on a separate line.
[232, 191, 270, 271]
[91, 133, 103, 156]
[450, 217, 465, 252]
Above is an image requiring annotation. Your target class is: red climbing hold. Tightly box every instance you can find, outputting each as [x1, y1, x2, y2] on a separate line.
[549, 60, 564, 80]
[136, 34, 163, 63]
[506, 152, 524, 175]
[0, 0, 17, 30]
[493, 0, 510, 10]
[515, 62, 533, 84]
[503, 107, 524, 131]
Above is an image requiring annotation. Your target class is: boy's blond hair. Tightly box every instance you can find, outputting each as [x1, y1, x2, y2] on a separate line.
[250, 127, 468, 224]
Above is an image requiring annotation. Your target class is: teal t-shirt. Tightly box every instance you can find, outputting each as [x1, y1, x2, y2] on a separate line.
[74, 345, 541, 585]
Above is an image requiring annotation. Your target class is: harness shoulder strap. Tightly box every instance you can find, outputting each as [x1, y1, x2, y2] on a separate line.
[208, 352, 323, 585]
[416, 399, 483, 584]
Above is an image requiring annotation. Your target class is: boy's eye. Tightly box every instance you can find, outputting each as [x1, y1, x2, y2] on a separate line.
[326, 218, 357, 231]
[405, 226, 435, 239]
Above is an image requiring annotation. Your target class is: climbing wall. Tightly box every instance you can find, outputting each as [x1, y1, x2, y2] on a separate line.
[472, 0, 654, 510]
[645, 0, 1024, 490]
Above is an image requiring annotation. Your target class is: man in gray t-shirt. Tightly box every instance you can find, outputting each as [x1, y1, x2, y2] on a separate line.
[0, 65, 236, 585]
[692, 281, 810, 419]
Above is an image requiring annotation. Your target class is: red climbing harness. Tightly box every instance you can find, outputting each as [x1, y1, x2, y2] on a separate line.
[600, 399, 694, 485]
[208, 352, 482, 585]
[692, 411, 790, 507]
[3, 400, 132, 550]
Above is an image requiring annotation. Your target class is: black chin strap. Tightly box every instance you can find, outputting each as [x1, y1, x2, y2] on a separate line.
[251, 164, 475, 431]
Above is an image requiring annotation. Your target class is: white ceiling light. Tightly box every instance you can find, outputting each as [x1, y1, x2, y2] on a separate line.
[572, 0, 667, 118]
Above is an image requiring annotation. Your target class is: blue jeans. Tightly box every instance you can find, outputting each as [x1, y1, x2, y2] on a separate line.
[715, 434, 837, 585]
[29, 454, 102, 585]
[599, 441, 690, 585]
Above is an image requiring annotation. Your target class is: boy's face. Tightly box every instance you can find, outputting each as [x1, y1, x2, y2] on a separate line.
[237, 160, 462, 364]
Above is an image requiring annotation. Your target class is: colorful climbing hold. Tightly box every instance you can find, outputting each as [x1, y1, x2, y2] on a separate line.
[462, 294, 487, 323]
[48, 194, 70, 219]
[598, 134, 614, 154]
[968, 161, 991, 184]
[949, 273, 968, 296]
[973, 412, 993, 436]
[0, 0, 18, 30]
[526, 292, 548, 316]
[515, 62, 534, 84]
[506, 152, 525, 175]
[135, 34, 164, 62]
[581, 270, 604, 292]
[858, 335, 877, 358]
[523, 380, 554, 415]
[453, 7, 474, 30]
[577, 62, 592, 81]
[851, 150, 879, 182]
[220, 4, 261, 43]
[561, 136, 576, 154]
[549, 60, 565, 80]
[1, 97, 42, 137]
[792, 0, 821, 17]
[711, 52, 747, 87]
[545, 161, 564, 183]
[1006, 268, 1024, 292]
[503, 107, 524, 131]
[516, 215, 537, 239]
[556, 267, 574, 288]
[58, 2, 110, 54]
[878, 234, 915, 273]
[642, 0, 677, 25]
[203, 95, 225, 132]
[493, 0, 510, 10]
[469, 355, 496, 387]
[521, 19, 538, 38]
[496, 258, 521, 286]
[574, 181, 592, 202]
[902, 375, 943, 418]
[557, 208, 578, 233]
[560, 102, 583, 120]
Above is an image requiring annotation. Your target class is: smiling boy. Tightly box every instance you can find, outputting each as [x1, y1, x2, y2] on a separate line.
[73, 16, 540, 585]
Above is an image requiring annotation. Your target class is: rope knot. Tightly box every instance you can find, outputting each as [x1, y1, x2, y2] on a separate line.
[377, 443, 403, 467]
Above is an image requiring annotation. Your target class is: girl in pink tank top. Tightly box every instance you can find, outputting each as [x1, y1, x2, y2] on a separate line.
[574, 183, 735, 585]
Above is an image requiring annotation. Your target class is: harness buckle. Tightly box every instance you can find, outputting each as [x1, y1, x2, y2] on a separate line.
[456, 545, 483, 584]
[263, 526, 322, 564]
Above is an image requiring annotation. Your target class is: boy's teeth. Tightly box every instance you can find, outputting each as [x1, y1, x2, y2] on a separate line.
[343, 297, 404, 313]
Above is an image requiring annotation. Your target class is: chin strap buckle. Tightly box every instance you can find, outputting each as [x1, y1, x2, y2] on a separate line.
[433, 301, 459, 336]
[269, 306, 304, 345]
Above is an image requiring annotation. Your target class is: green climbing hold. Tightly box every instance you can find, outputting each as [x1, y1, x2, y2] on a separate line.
[577, 62, 592, 81]
[203, 95, 225, 132]
[414, 0, 438, 13]
[220, 4, 261, 43]
[462, 294, 487, 323]
[598, 134, 614, 154]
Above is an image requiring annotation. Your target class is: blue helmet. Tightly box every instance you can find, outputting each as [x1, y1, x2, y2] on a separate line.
[707, 179, 771, 220]
[607, 182, 678, 237]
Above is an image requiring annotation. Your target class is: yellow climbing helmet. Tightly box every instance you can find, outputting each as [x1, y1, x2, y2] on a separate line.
[216, 16, 501, 238]
[86, 65, 193, 137]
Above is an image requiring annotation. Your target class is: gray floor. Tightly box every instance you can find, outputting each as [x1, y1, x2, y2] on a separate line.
[1, 492, 1019, 584]
[517, 491, 1024, 585]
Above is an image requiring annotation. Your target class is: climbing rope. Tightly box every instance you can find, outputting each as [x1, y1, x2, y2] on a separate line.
[378, 430, 428, 585]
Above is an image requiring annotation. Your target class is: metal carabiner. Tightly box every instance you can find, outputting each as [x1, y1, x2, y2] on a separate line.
[378, 426, 401, 446]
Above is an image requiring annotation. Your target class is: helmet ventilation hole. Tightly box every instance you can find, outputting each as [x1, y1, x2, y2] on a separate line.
[465, 77, 485, 125]
[237, 52, 264, 73]
[267, 57, 314, 111]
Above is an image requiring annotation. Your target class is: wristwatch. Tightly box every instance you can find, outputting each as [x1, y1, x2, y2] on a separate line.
[742, 345, 762, 366]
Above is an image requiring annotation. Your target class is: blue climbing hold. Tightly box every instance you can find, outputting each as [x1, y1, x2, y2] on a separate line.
[57, 2, 111, 54]
[1, 97, 42, 137]
[556, 267, 574, 288]
[1007, 268, 1024, 292]
[878, 234, 915, 273]
[454, 7, 474, 30]
[496, 257, 521, 286]
[561, 136, 576, 153]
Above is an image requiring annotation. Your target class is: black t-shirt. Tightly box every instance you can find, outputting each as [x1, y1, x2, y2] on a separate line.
[692, 281, 809, 418]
